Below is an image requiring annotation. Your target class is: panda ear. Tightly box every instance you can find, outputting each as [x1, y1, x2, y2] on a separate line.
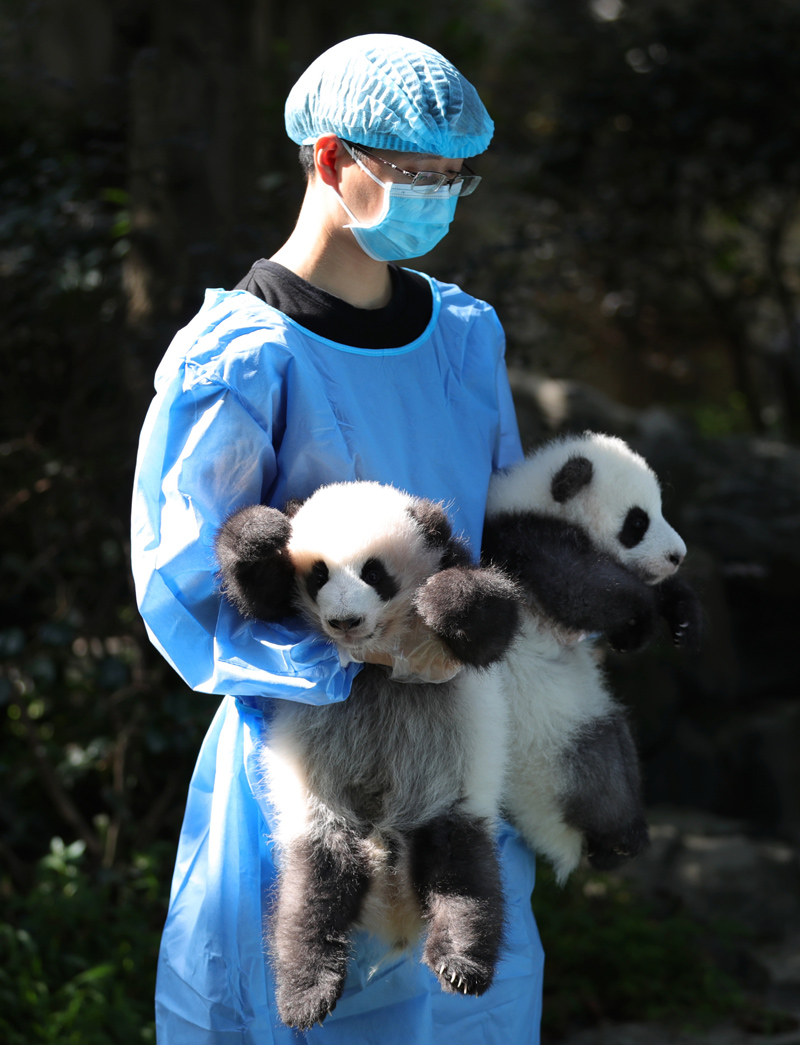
[551, 455, 593, 504]
[407, 499, 453, 547]
[283, 497, 305, 519]
[408, 499, 473, 568]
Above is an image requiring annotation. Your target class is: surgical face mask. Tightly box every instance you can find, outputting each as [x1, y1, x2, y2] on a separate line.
[336, 143, 459, 262]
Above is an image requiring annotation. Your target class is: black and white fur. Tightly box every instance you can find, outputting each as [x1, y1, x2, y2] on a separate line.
[216, 482, 520, 1030]
[483, 432, 702, 883]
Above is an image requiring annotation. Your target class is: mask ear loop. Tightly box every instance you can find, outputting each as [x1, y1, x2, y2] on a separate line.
[336, 140, 392, 231]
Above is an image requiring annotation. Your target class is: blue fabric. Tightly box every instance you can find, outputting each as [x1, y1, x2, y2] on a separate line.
[132, 275, 544, 1042]
[284, 34, 494, 157]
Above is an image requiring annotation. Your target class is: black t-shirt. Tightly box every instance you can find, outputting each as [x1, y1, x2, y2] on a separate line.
[234, 259, 433, 349]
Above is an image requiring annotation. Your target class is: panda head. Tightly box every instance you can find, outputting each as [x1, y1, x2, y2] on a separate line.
[487, 432, 687, 584]
[287, 482, 451, 655]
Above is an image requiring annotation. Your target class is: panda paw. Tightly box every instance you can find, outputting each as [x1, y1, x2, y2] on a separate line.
[215, 505, 296, 621]
[657, 574, 703, 651]
[275, 969, 343, 1030]
[426, 951, 495, 997]
[606, 609, 655, 654]
[414, 566, 521, 669]
[586, 817, 650, 870]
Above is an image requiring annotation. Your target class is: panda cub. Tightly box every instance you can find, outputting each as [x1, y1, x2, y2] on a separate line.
[215, 482, 520, 1031]
[483, 432, 701, 883]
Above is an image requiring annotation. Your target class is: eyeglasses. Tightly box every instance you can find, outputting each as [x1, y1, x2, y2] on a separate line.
[343, 141, 481, 197]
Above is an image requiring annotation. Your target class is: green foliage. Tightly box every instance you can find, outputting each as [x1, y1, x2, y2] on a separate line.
[533, 865, 745, 1038]
[464, 0, 800, 439]
[0, 92, 215, 1044]
[0, 837, 169, 1044]
[692, 391, 751, 438]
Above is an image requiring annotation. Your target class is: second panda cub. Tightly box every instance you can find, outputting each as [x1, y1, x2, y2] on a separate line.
[484, 432, 702, 883]
[216, 482, 520, 1030]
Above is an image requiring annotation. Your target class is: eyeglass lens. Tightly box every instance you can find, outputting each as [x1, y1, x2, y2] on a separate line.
[411, 172, 481, 197]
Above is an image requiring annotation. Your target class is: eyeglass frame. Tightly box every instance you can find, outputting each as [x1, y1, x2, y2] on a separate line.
[341, 140, 481, 197]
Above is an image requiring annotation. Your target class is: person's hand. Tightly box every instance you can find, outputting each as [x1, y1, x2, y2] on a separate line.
[381, 614, 463, 683]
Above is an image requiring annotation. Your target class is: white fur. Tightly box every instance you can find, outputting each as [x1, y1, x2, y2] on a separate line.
[488, 432, 686, 584]
[289, 482, 443, 655]
[501, 616, 612, 882]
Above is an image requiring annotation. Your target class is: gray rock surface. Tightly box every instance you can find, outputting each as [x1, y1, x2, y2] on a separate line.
[551, 810, 800, 1044]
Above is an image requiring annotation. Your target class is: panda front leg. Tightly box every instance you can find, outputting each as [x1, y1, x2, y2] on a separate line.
[410, 813, 505, 997]
[270, 824, 371, 1030]
[561, 710, 650, 871]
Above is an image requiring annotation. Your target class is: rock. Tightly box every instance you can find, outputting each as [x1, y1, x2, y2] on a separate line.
[549, 811, 800, 1045]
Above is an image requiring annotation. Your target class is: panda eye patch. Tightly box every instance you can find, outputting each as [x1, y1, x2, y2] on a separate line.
[360, 558, 399, 602]
[305, 560, 329, 600]
[619, 507, 650, 548]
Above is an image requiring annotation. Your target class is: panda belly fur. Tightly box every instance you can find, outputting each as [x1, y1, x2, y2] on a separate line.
[263, 662, 508, 948]
[501, 615, 616, 882]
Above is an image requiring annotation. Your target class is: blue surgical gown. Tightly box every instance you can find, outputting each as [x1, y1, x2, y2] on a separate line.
[131, 275, 544, 1043]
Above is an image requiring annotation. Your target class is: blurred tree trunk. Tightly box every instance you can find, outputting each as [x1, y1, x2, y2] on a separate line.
[124, 0, 272, 332]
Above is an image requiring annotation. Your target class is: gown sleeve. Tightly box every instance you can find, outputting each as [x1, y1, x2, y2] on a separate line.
[491, 312, 525, 471]
[131, 350, 360, 706]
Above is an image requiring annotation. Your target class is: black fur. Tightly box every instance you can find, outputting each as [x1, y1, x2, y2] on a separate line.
[551, 455, 593, 503]
[214, 505, 296, 621]
[656, 573, 704, 651]
[360, 557, 400, 602]
[411, 814, 506, 996]
[482, 512, 658, 651]
[618, 506, 650, 549]
[561, 712, 650, 870]
[407, 500, 473, 569]
[305, 560, 329, 601]
[415, 566, 521, 668]
[271, 826, 372, 1030]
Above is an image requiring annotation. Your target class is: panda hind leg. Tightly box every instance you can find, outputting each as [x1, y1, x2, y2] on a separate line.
[562, 711, 650, 872]
[411, 814, 505, 997]
[270, 826, 371, 1030]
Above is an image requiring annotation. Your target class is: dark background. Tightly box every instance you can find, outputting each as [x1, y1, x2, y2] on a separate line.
[1, 0, 798, 1040]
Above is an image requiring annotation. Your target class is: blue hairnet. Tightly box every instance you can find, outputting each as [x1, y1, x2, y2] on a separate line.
[285, 34, 494, 158]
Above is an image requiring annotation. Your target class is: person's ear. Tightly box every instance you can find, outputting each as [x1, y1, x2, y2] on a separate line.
[314, 134, 348, 187]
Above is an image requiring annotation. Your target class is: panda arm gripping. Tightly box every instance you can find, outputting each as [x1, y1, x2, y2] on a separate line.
[215, 504, 296, 622]
[406, 499, 522, 670]
[482, 512, 658, 652]
[413, 565, 522, 669]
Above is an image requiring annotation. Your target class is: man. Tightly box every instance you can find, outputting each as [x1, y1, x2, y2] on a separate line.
[133, 34, 544, 1043]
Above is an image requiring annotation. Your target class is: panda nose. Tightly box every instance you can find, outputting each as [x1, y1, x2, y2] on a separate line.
[667, 551, 684, 567]
[328, 616, 363, 633]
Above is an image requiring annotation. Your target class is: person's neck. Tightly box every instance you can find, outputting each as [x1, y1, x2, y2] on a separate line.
[271, 196, 393, 310]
